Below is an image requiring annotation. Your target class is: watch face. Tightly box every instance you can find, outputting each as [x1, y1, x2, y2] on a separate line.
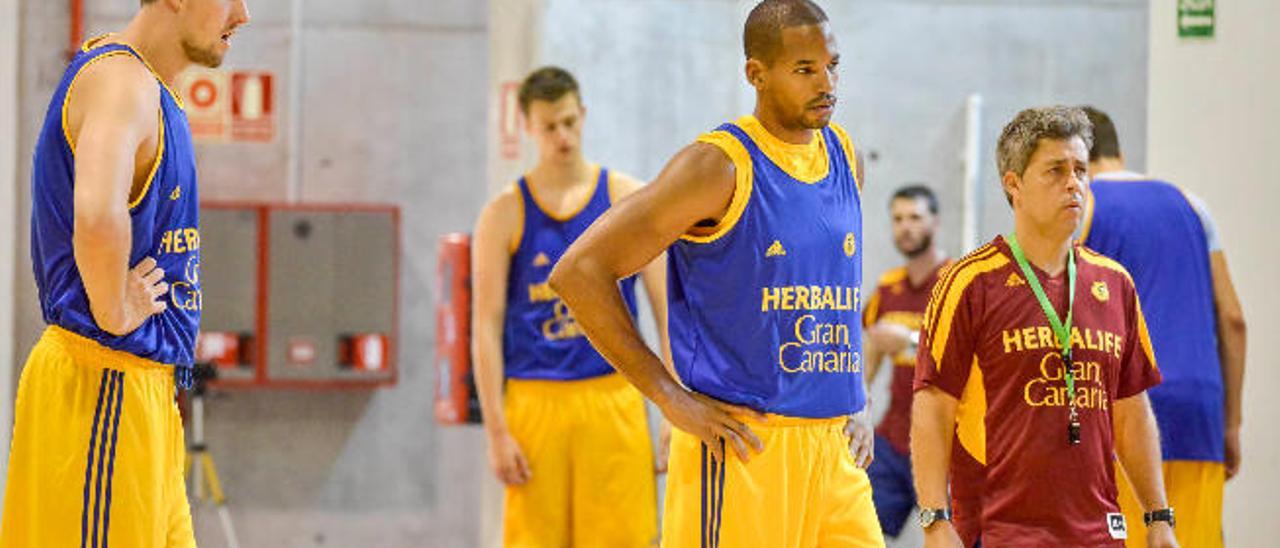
[918, 511, 935, 528]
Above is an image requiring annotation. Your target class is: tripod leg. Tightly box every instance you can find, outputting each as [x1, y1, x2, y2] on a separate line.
[201, 452, 240, 548]
[192, 451, 206, 502]
[201, 452, 227, 505]
[217, 505, 241, 548]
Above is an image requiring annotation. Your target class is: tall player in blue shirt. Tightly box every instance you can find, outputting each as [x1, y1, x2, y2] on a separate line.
[1, 2, 249, 547]
[471, 67, 670, 547]
[1080, 106, 1248, 548]
[551, 2, 882, 546]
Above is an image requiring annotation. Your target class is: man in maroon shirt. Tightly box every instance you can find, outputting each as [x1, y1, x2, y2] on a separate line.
[910, 106, 1178, 548]
[863, 184, 951, 538]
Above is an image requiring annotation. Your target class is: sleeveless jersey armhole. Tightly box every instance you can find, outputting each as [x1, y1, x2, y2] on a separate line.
[127, 107, 164, 210]
[61, 50, 165, 211]
[680, 131, 753, 244]
[829, 122, 861, 194]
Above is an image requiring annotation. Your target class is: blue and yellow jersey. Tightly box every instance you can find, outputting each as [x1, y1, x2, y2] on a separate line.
[1082, 176, 1223, 462]
[503, 167, 639, 380]
[30, 37, 201, 375]
[667, 115, 864, 418]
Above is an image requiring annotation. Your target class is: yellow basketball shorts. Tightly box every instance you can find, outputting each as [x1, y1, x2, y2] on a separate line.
[503, 373, 658, 547]
[1116, 459, 1224, 548]
[0, 327, 194, 548]
[662, 415, 884, 548]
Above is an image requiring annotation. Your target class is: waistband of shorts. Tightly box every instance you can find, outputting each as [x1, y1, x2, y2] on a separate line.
[505, 371, 631, 394]
[733, 413, 850, 429]
[732, 412, 849, 430]
[44, 325, 183, 379]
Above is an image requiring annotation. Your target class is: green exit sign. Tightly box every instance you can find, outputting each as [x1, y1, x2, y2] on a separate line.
[1179, 0, 1215, 38]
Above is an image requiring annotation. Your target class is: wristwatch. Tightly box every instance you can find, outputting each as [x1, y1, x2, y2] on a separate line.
[1143, 508, 1176, 528]
[918, 507, 952, 529]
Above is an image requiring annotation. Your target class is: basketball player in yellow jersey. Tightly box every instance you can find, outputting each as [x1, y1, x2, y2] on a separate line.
[552, 1, 882, 546]
[471, 67, 670, 547]
[1, 1, 249, 547]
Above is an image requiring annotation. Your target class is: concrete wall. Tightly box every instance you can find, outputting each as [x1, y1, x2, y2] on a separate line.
[1147, 1, 1280, 544]
[10, 1, 490, 546]
[0, 0, 19, 511]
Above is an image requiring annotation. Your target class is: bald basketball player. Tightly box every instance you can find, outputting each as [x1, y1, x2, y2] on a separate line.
[550, 1, 883, 546]
[1, 1, 250, 547]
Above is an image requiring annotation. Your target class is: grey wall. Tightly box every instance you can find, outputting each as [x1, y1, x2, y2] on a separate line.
[11, 1, 490, 546]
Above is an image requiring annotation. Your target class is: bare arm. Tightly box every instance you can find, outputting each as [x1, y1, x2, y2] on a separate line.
[863, 338, 885, 386]
[845, 330, 883, 470]
[1209, 250, 1247, 479]
[69, 56, 167, 335]
[610, 172, 675, 373]
[613, 172, 677, 472]
[550, 143, 764, 462]
[1113, 393, 1177, 546]
[470, 189, 531, 485]
[911, 386, 964, 546]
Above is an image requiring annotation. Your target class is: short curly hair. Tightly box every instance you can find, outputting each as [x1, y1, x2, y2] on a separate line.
[996, 106, 1093, 178]
[743, 0, 829, 63]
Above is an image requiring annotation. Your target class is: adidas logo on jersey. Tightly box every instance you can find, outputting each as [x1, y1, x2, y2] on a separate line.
[1006, 272, 1026, 287]
[533, 253, 551, 267]
[766, 240, 787, 258]
[170, 185, 181, 201]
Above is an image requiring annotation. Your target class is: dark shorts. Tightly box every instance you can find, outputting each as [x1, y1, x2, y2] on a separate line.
[867, 434, 916, 537]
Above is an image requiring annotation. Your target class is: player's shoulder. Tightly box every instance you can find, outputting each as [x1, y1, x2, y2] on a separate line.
[827, 121, 854, 144]
[665, 139, 739, 194]
[1077, 245, 1135, 285]
[1092, 176, 1182, 200]
[937, 241, 1012, 291]
[474, 182, 526, 252]
[74, 51, 158, 105]
[478, 181, 523, 221]
[876, 267, 908, 288]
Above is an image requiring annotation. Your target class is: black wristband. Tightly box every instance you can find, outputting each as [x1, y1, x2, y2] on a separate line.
[1143, 508, 1175, 528]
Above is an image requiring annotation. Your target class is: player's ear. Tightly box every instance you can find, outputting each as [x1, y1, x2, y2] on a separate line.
[745, 58, 768, 90]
